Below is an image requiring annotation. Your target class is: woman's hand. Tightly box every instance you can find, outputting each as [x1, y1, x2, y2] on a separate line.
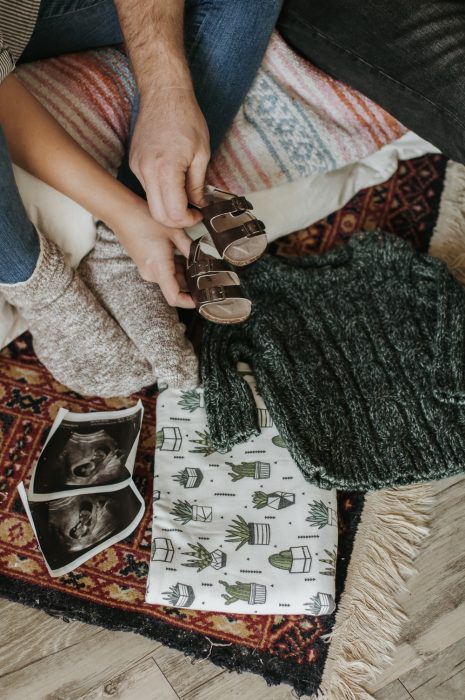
[108, 200, 196, 309]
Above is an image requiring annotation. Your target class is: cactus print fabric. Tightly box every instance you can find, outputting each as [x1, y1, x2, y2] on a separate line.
[146, 366, 337, 615]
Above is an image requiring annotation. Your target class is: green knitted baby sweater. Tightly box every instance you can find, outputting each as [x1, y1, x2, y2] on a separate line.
[202, 230, 465, 490]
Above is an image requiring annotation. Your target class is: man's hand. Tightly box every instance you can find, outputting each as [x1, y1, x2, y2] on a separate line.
[114, 1, 211, 230]
[130, 87, 211, 229]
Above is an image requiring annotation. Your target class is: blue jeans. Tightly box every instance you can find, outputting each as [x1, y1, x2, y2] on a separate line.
[1, 0, 283, 283]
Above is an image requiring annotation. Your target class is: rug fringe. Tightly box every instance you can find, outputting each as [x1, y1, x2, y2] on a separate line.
[313, 484, 435, 700]
[429, 160, 465, 283]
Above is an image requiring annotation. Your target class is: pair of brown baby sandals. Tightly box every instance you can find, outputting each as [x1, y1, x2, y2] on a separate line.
[186, 186, 267, 324]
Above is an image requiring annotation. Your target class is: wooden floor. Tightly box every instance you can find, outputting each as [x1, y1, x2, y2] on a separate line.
[1, 474, 464, 700]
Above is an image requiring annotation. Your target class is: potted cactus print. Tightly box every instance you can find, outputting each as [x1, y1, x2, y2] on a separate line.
[306, 500, 337, 528]
[252, 491, 295, 510]
[269, 545, 312, 573]
[173, 467, 203, 488]
[226, 461, 271, 482]
[305, 592, 336, 616]
[225, 515, 271, 550]
[163, 583, 195, 608]
[170, 499, 212, 525]
[220, 580, 267, 606]
[177, 389, 204, 412]
[189, 430, 227, 457]
[156, 427, 182, 451]
[271, 434, 286, 448]
[151, 537, 174, 562]
[320, 546, 337, 576]
[182, 542, 227, 572]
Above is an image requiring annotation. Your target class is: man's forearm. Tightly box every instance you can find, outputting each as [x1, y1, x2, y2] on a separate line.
[113, 0, 210, 240]
[114, 0, 192, 99]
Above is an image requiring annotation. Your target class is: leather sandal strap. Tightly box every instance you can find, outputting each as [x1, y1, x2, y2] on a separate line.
[209, 219, 266, 257]
[194, 284, 246, 306]
[186, 239, 248, 309]
[201, 195, 253, 221]
[187, 253, 229, 278]
[187, 238, 228, 275]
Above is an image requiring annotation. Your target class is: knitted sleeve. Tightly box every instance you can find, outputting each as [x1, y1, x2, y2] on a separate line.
[430, 259, 465, 403]
[201, 326, 260, 452]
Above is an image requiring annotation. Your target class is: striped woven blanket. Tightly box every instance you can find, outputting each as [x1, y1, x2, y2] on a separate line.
[16, 31, 405, 193]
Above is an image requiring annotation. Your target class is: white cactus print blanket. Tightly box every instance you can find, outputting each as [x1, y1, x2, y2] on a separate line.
[146, 367, 338, 615]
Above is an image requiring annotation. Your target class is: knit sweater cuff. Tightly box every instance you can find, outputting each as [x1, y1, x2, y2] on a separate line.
[201, 340, 260, 451]
[431, 266, 465, 404]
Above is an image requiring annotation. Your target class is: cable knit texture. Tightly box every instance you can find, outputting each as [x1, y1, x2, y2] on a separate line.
[202, 230, 465, 490]
[79, 222, 199, 389]
[0, 230, 156, 397]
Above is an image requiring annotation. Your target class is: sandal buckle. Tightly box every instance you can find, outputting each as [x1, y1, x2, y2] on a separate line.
[232, 196, 253, 213]
[205, 286, 226, 302]
[243, 219, 265, 238]
[195, 259, 214, 274]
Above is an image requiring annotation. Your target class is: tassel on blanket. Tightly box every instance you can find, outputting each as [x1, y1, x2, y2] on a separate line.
[429, 160, 465, 285]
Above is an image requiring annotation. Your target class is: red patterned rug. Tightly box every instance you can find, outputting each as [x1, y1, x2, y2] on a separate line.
[0, 154, 447, 697]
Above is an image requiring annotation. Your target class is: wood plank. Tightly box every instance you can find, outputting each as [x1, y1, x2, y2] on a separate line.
[152, 643, 225, 697]
[400, 634, 465, 699]
[411, 668, 465, 700]
[182, 670, 294, 700]
[79, 655, 179, 700]
[0, 600, 102, 676]
[371, 602, 465, 690]
[1, 628, 159, 700]
[374, 680, 413, 700]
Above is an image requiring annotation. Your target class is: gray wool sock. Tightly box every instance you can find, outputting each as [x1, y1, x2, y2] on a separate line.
[78, 222, 199, 389]
[0, 230, 156, 397]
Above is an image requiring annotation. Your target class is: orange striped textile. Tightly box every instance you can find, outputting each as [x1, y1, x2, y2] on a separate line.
[15, 32, 406, 192]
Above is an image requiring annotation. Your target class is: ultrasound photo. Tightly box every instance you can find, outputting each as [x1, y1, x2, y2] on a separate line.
[29, 402, 143, 499]
[19, 482, 144, 577]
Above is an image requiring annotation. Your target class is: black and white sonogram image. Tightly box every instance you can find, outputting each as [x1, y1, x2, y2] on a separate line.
[32, 410, 142, 494]
[28, 486, 142, 571]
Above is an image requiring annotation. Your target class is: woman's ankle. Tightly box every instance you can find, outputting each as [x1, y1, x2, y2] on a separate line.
[0, 230, 72, 308]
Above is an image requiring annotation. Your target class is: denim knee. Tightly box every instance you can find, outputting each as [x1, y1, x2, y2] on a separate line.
[0, 129, 40, 284]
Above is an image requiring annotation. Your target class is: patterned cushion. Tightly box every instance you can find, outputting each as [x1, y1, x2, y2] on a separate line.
[15, 32, 405, 192]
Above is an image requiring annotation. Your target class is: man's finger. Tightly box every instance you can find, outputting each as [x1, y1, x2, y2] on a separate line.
[172, 229, 192, 258]
[186, 150, 210, 205]
[146, 163, 198, 228]
[158, 164, 201, 228]
[141, 164, 169, 225]
[129, 153, 146, 193]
